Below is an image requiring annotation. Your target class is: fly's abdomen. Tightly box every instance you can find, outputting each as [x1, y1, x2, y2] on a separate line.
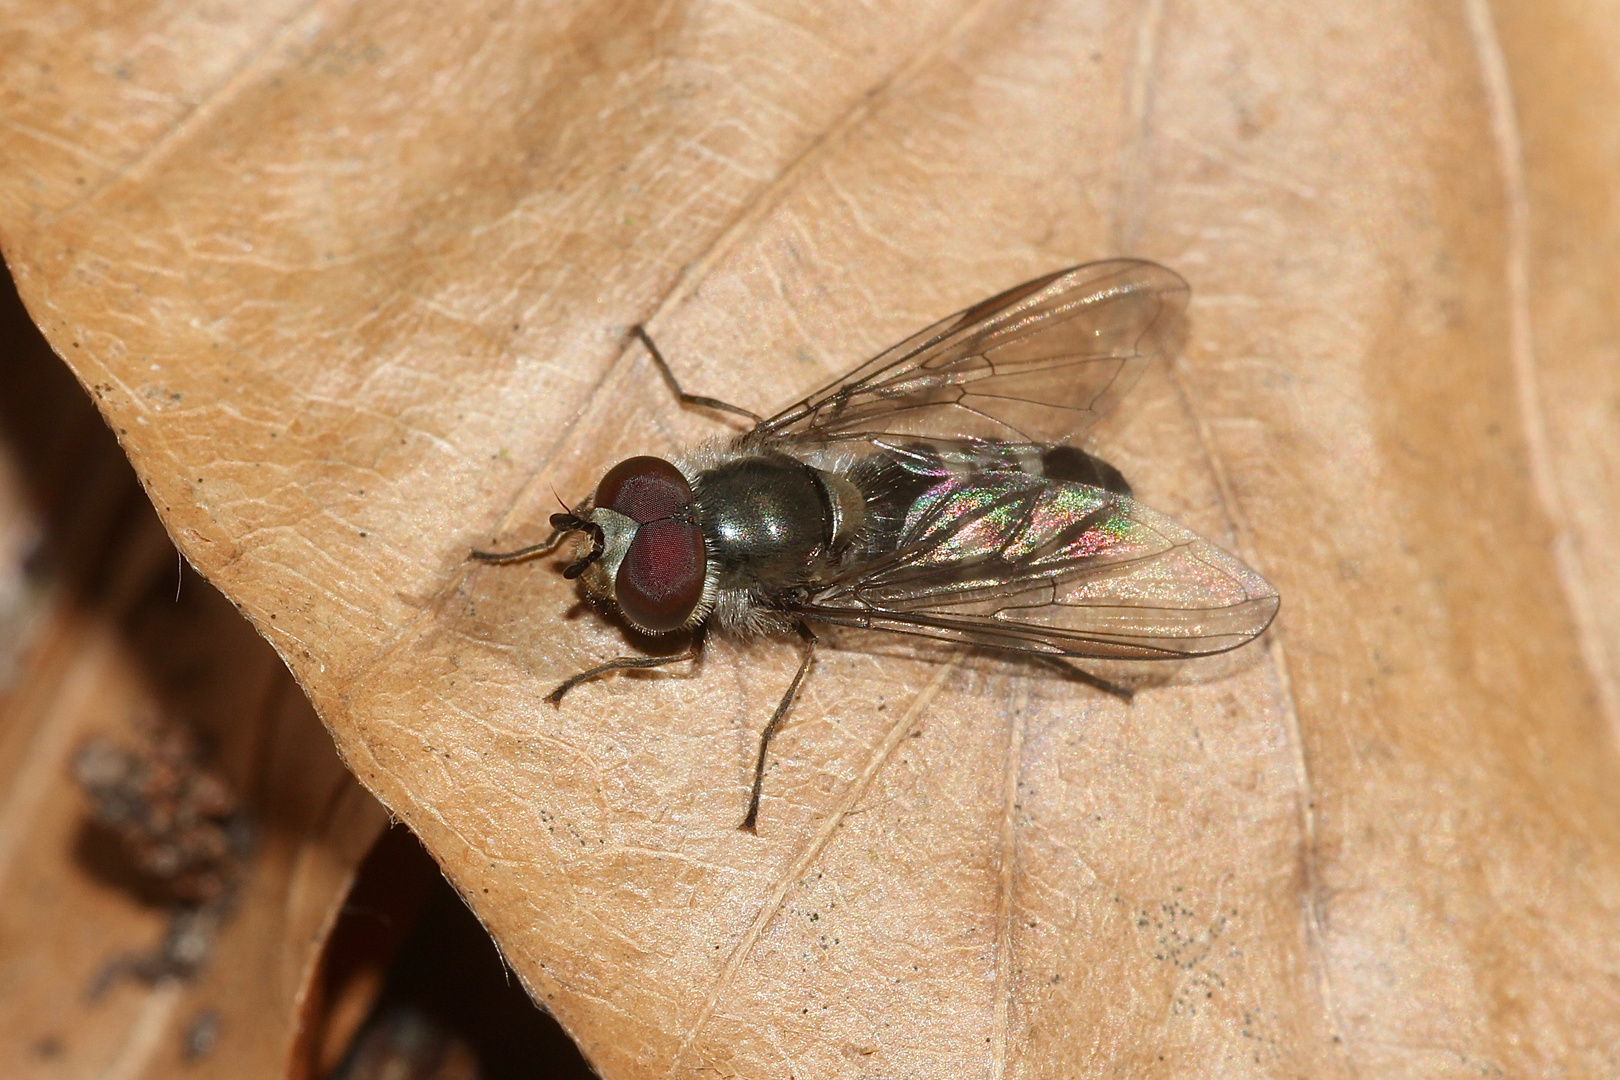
[1038, 445, 1131, 496]
[843, 440, 1133, 561]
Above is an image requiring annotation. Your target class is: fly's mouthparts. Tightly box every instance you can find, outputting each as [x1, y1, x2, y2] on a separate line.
[549, 513, 605, 579]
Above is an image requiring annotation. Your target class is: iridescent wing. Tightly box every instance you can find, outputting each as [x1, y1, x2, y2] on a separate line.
[757, 259, 1188, 448]
[793, 471, 1278, 660]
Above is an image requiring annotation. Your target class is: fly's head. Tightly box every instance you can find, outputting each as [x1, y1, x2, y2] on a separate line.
[551, 456, 712, 634]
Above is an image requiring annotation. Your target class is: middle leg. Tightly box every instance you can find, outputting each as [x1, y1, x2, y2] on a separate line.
[739, 622, 818, 833]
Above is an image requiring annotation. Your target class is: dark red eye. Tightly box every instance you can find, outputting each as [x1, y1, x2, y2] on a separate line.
[615, 519, 706, 631]
[595, 456, 692, 524]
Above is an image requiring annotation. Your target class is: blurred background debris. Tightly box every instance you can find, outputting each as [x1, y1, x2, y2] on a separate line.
[74, 713, 254, 906]
[73, 710, 255, 993]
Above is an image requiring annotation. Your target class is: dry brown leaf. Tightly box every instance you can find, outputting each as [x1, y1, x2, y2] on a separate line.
[0, 299, 389, 1079]
[4, 1, 1620, 1076]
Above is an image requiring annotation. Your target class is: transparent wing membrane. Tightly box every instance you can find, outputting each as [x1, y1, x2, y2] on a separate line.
[760, 260, 1189, 447]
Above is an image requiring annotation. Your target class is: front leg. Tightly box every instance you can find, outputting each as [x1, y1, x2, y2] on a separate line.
[632, 325, 763, 425]
[549, 638, 704, 704]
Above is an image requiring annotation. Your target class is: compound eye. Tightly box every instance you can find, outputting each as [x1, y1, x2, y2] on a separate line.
[615, 519, 707, 632]
[595, 456, 692, 524]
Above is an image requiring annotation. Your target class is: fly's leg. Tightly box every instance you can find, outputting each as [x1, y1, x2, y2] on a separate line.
[632, 325, 764, 426]
[1041, 656, 1134, 703]
[470, 527, 565, 564]
[740, 623, 818, 834]
[547, 644, 703, 704]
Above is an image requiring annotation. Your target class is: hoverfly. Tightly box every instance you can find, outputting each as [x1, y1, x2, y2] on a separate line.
[473, 260, 1279, 832]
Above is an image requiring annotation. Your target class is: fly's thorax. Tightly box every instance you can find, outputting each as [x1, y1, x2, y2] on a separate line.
[691, 454, 842, 591]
